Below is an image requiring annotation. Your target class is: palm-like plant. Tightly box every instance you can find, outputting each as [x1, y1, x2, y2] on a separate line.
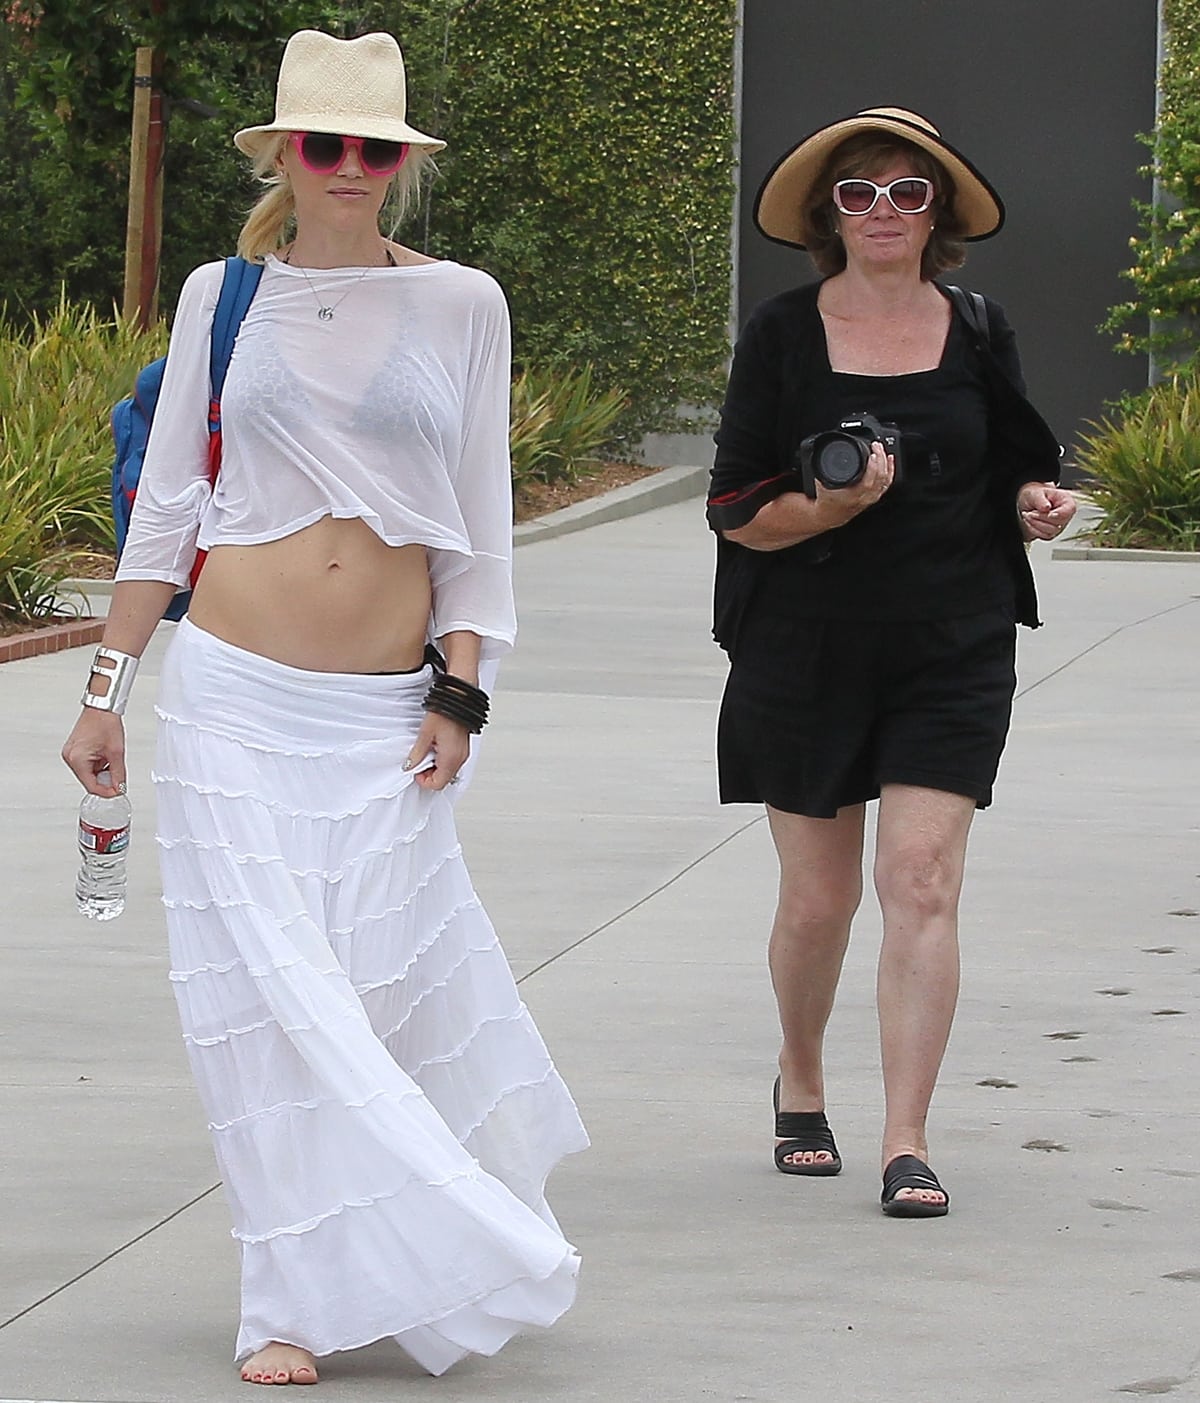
[1075, 375, 1200, 550]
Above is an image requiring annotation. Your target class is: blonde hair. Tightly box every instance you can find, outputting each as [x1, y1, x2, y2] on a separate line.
[236, 133, 434, 262]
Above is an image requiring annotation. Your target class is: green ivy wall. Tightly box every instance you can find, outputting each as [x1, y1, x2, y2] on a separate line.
[1105, 0, 1200, 370]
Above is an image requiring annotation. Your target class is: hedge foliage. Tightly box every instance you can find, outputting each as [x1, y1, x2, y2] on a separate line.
[430, 0, 736, 438]
[1103, 0, 1200, 368]
[0, 299, 166, 621]
[1, 0, 736, 440]
[1075, 374, 1200, 551]
[1, 2, 329, 314]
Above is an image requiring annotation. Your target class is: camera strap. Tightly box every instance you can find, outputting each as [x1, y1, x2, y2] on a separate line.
[943, 284, 991, 349]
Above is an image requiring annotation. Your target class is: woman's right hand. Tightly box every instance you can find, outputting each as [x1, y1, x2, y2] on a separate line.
[817, 439, 895, 525]
[62, 710, 127, 797]
[60, 581, 175, 796]
[724, 440, 896, 550]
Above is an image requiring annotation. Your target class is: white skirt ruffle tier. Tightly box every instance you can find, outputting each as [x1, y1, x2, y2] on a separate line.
[152, 619, 588, 1374]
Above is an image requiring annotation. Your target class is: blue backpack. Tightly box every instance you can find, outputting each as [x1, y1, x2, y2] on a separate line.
[111, 256, 263, 620]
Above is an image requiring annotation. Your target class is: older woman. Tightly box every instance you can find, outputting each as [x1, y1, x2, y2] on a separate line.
[62, 28, 586, 1385]
[707, 108, 1074, 1217]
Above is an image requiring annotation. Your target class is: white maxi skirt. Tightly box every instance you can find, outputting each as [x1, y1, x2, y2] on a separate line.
[152, 618, 588, 1374]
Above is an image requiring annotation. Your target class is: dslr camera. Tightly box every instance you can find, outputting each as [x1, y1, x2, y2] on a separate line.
[797, 413, 903, 497]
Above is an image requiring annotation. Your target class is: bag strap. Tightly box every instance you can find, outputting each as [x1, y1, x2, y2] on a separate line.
[944, 283, 990, 348]
[208, 255, 263, 419]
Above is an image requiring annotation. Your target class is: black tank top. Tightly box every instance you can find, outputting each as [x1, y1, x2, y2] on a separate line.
[763, 313, 1013, 622]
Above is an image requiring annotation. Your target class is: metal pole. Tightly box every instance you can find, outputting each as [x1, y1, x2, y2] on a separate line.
[729, 0, 745, 353]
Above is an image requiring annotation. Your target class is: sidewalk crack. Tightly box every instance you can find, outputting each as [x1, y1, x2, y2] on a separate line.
[516, 816, 763, 984]
[1017, 596, 1199, 700]
[0, 1183, 221, 1333]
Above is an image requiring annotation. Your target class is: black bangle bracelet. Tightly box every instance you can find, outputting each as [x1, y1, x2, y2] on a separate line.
[432, 673, 487, 700]
[424, 697, 487, 732]
[423, 673, 489, 733]
[430, 676, 489, 715]
[425, 691, 484, 723]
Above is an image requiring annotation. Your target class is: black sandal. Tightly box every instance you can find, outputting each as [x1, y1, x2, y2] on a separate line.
[772, 1076, 842, 1176]
[880, 1154, 950, 1217]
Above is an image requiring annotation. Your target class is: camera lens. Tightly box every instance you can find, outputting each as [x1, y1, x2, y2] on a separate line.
[815, 436, 867, 488]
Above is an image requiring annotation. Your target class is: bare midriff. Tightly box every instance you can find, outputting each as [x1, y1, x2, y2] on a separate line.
[188, 515, 432, 673]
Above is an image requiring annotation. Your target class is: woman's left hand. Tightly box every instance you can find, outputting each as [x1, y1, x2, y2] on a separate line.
[1017, 482, 1077, 543]
[403, 712, 471, 790]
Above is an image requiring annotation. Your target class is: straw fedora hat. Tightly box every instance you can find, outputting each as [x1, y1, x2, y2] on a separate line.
[754, 106, 1003, 249]
[234, 30, 445, 157]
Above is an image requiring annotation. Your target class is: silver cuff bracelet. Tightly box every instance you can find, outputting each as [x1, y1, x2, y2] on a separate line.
[81, 647, 140, 715]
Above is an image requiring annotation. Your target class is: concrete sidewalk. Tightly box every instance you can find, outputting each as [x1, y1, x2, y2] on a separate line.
[1, 495, 1198, 1402]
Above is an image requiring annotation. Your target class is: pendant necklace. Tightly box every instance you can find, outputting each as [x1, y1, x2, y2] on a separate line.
[284, 245, 397, 322]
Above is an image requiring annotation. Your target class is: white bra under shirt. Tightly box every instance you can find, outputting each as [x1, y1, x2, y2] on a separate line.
[115, 254, 516, 657]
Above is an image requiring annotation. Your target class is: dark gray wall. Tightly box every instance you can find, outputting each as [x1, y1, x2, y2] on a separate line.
[738, 0, 1157, 466]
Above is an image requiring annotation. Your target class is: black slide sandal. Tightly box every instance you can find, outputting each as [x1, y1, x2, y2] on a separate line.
[881, 1154, 950, 1217]
[772, 1076, 842, 1176]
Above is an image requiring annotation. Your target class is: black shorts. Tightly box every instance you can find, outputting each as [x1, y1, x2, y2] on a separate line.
[717, 609, 1017, 818]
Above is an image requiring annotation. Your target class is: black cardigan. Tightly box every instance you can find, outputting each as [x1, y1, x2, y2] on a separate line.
[706, 281, 1062, 654]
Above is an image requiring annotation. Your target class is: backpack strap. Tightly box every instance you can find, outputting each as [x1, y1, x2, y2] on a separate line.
[207, 256, 264, 437]
[189, 257, 263, 592]
[944, 283, 990, 348]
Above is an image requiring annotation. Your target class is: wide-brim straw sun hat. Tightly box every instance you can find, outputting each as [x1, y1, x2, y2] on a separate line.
[234, 29, 445, 157]
[754, 106, 1003, 249]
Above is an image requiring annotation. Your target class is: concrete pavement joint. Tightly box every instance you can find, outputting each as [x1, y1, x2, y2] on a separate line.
[1016, 594, 1200, 700]
[515, 814, 764, 984]
[0, 1184, 221, 1336]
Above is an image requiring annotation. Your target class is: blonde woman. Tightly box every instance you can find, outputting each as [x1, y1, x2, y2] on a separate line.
[62, 29, 586, 1387]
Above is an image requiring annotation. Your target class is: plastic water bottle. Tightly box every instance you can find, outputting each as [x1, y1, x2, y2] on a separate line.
[76, 777, 131, 921]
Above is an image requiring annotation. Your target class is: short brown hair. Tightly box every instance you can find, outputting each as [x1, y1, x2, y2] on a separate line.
[801, 133, 967, 279]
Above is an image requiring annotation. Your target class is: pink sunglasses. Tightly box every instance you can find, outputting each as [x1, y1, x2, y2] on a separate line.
[290, 131, 409, 177]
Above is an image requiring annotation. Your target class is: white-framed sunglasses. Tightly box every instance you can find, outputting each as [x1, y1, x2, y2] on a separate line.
[833, 177, 935, 216]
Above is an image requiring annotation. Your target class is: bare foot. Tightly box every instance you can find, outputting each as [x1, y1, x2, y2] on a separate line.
[240, 1342, 319, 1385]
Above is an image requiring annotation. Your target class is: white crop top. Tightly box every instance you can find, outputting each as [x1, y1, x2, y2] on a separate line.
[115, 255, 516, 658]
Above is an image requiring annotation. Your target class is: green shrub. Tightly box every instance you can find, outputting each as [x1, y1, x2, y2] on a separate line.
[0, 298, 166, 549]
[0, 470, 77, 625]
[0, 299, 164, 621]
[510, 364, 626, 487]
[1074, 375, 1200, 549]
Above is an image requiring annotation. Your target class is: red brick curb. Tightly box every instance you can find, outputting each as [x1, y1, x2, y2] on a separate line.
[0, 617, 105, 664]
